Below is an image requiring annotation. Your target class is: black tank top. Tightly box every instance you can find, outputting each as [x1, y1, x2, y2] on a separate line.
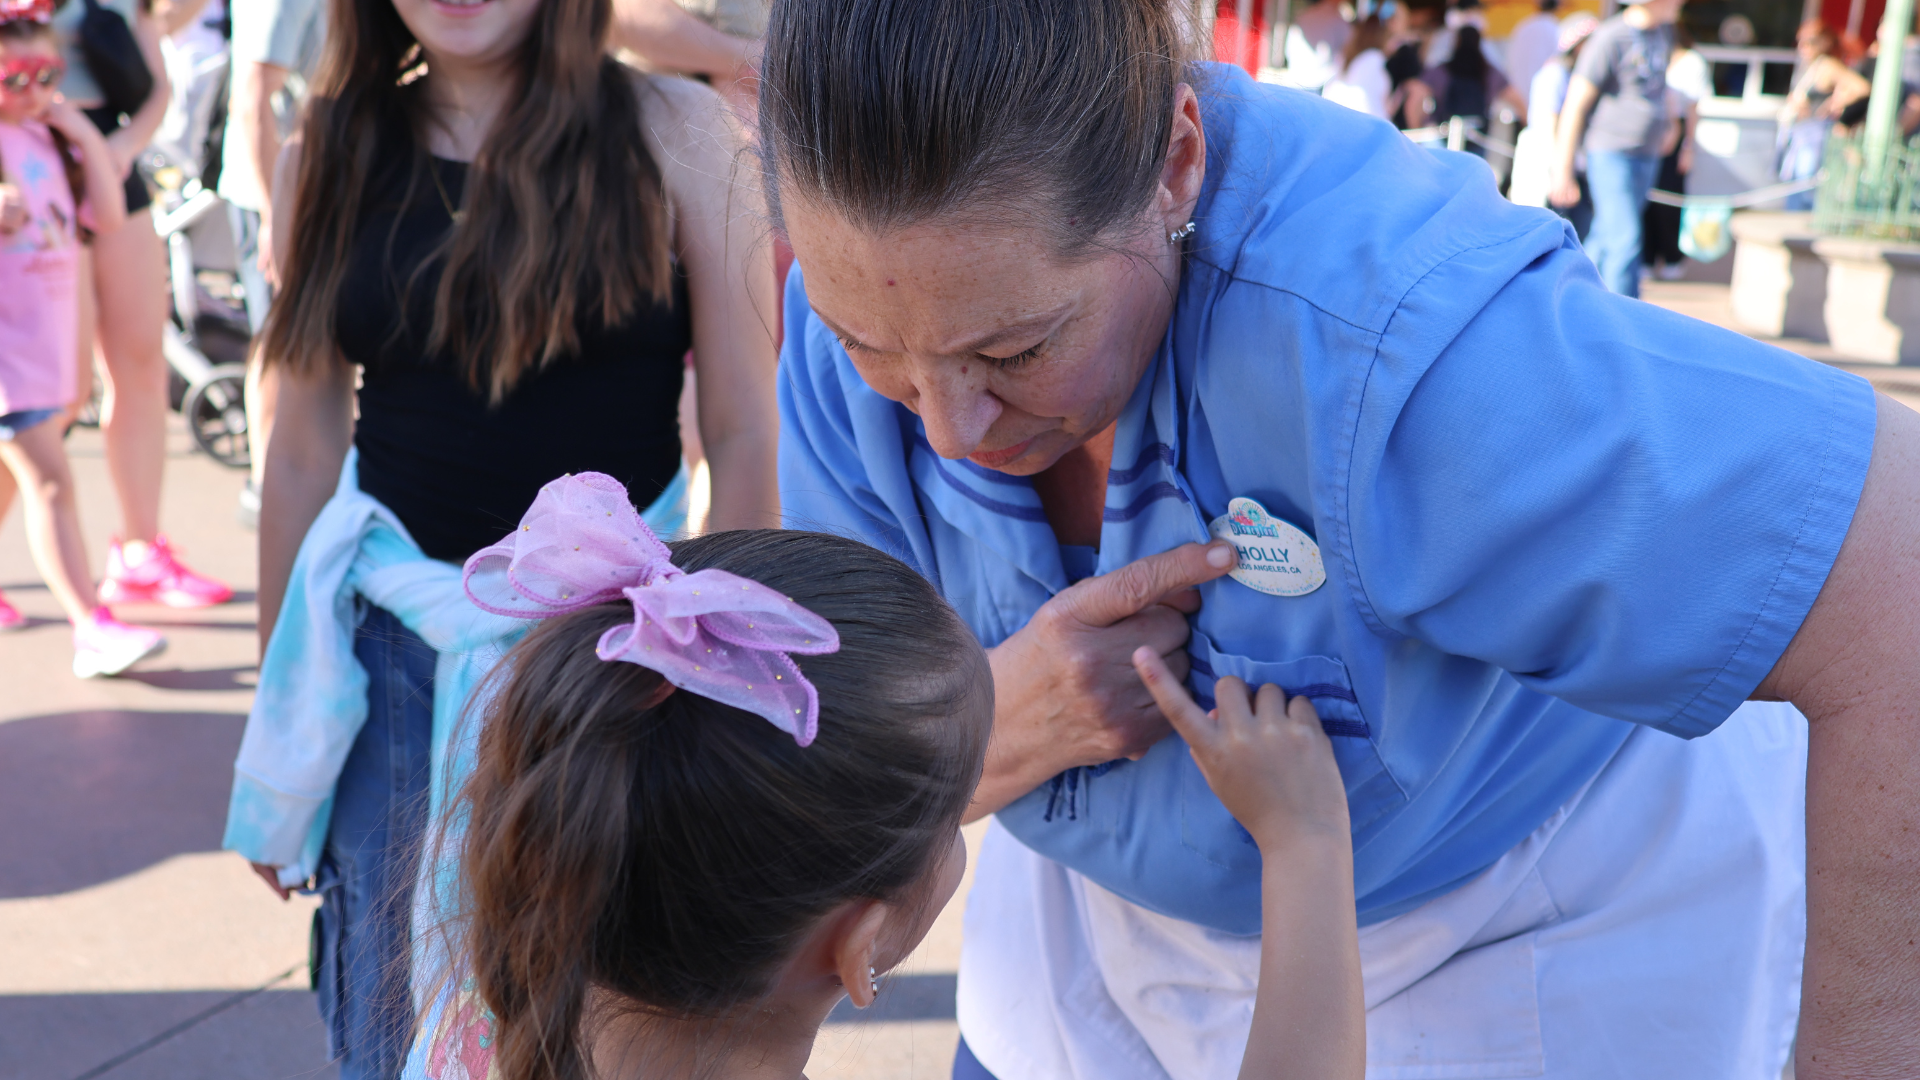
[337, 148, 690, 563]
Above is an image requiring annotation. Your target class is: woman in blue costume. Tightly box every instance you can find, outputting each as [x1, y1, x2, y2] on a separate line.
[764, 1, 1920, 1077]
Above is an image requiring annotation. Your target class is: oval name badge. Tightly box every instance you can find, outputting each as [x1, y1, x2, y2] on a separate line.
[1208, 497, 1326, 597]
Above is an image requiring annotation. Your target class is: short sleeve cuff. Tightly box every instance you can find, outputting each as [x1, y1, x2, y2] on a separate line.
[1660, 365, 1878, 738]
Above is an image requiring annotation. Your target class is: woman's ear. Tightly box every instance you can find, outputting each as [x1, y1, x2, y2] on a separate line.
[1157, 82, 1208, 235]
[831, 901, 891, 1009]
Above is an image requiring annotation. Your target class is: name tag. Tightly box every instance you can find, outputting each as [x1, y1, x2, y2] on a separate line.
[1208, 497, 1326, 597]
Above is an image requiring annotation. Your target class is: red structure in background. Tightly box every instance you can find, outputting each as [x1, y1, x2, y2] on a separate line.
[1821, 0, 1888, 58]
[1216, 0, 1271, 74]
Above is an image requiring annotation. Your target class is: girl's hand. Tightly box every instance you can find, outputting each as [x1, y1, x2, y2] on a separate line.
[41, 96, 93, 144]
[1132, 647, 1350, 852]
[0, 183, 25, 234]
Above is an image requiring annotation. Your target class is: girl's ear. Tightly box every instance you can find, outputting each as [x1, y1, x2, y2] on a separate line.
[830, 901, 891, 1009]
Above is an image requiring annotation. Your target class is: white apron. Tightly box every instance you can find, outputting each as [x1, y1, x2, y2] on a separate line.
[958, 702, 1806, 1080]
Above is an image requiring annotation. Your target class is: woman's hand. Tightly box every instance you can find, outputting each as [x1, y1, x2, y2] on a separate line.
[964, 541, 1236, 821]
[1132, 649, 1349, 852]
[1547, 164, 1583, 209]
[250, 861, 294, 901]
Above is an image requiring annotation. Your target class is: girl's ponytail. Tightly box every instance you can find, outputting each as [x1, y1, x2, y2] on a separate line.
[461, 639, 671, 1080]
[448, 529, 988, 1075]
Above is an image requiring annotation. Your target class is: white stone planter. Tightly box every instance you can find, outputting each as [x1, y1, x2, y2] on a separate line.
[1729, 211, 1920, 363]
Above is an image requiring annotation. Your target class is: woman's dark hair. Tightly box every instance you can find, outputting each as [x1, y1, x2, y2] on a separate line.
[1445, 25, 1488, 84]
[0, 21, 86, 222]
[759, 0, 1195, 256]
[264, 0, 674, 402]
[454, 530, 988, 1080]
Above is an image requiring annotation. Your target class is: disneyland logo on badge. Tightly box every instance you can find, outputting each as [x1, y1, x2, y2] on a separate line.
[1227, 505, 1280, 538]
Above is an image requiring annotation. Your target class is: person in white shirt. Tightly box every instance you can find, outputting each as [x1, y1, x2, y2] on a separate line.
[1324, 14, 1393, 118]
[1504, 0, 1562, 105]
[1286, 0, 1353, 91]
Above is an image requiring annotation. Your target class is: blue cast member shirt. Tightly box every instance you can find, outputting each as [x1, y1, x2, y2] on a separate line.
[778, 64, 1876, 934]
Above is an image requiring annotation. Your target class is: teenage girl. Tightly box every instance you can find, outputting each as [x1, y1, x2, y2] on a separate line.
[0, 0, 166, 677]
[403, 473, 1363, 1080]
[253, 0, 778, 1074]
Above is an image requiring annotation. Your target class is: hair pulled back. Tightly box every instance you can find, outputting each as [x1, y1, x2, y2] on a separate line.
[759, 0, 1196, 256]
[455, 530, 987, 1080]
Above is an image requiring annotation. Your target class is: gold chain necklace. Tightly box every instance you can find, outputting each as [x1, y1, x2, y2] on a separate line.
[429, 159, 466, 225]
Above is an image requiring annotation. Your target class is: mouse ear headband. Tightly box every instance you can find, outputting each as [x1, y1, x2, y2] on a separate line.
[0, 0, 54, 24]
[464, 473, 841, 746]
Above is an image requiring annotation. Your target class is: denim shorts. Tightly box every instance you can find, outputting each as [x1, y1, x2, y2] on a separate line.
[0, 408, 60, 441]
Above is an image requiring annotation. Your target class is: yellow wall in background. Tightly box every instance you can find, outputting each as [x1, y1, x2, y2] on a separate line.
[1485, 0, 1604, 39]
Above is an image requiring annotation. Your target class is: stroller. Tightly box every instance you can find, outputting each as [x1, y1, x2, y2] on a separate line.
[75, 10, 251, 470]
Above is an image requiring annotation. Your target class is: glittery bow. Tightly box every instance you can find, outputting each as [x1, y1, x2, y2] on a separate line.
[463, 473, 840, 745]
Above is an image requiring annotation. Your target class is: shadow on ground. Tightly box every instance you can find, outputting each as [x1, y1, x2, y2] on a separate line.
[827, 973, 958, 1024]
[0, 710, 244, 898]
[0, 987, 335, 1080]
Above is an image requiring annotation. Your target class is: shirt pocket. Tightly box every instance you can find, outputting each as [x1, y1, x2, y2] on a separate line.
[1182, 632, 1409, 870]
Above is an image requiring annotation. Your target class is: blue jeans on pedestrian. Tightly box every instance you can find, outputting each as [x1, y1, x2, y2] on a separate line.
[1583, 149, 1662, 298]
[312, 604, 435, 1080]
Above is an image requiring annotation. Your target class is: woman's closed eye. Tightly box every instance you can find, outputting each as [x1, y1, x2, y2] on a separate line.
[984, 342, 1047, 370]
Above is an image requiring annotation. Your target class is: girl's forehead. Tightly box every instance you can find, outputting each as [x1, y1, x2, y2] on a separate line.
[0, 34, 57, 56]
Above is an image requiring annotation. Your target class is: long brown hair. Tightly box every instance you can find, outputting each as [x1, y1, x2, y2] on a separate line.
[449, 530, 988, 1080]
[1341, 14, 1389, 70]
[264, 0, 674, 402]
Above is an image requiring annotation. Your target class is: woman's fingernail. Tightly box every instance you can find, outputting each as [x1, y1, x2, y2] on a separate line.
[1206, 543, 1233, 569]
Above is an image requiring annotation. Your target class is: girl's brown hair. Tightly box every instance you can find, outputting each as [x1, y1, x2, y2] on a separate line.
[451, 529, 988, 1080]
[263, 0, 674, 402]
[0, 21, 86, 225]
[759, 0, 1194, 257]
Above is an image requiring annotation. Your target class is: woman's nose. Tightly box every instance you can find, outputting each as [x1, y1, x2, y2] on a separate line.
[915, 370, 1003, 459]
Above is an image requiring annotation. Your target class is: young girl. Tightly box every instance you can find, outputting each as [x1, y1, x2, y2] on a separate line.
[0, 0, 164, 677]
[404, 473, 1363, 1080]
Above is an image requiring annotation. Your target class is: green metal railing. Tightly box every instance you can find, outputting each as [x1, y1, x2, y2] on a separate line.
[1813, 135, 1920, 240]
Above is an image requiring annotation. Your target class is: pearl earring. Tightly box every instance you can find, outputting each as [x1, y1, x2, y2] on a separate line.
[868, 966, 878, 995]
[1169, 220, 1197, 244]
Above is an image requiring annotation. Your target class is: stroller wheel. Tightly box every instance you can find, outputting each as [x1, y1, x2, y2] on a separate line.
[182, 362, 250, 469]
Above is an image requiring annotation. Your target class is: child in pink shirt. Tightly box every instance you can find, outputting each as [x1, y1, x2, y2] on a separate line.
[0, 0, 165, 676]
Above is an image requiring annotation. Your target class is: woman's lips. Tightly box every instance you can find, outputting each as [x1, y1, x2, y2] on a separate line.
[967, 437, 1036, 470]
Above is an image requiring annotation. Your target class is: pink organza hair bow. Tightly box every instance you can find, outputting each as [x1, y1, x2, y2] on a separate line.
[463, 473, 840, 745]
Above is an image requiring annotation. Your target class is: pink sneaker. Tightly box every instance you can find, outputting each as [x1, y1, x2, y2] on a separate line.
[0, 590, 24, 631]
[99, 536, 234, 608]
[72, 607, 166, 678]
